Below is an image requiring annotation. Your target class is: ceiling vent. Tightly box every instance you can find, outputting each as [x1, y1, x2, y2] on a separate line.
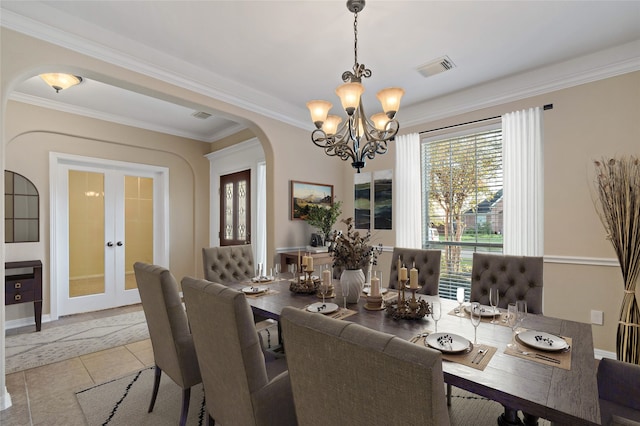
[417, 56, 456, 78]
[192, 111, 212, 120]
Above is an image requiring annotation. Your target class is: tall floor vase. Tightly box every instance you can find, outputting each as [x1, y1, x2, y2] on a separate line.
[618, 286, 640, 364]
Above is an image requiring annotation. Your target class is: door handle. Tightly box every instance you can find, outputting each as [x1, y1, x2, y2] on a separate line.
[107, 241, 114, 247]
[116, 241, 123, 247]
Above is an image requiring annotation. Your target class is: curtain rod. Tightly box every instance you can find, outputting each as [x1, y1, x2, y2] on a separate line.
[419, 104, 553, 135]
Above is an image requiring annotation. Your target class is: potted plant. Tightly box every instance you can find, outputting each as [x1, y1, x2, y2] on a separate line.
[304, 200, 342, 246]
[331, 217, 378, 303]
[592, 156, 640, 364]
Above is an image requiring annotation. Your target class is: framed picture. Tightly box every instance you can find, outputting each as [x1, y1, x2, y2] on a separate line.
[290, 180, 334, 220]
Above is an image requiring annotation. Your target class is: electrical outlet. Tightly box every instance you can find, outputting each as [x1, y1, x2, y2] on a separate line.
[591, 310, 604, 325]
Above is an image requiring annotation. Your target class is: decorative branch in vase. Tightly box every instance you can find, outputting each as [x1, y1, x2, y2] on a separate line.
[593, 156, 640, 364]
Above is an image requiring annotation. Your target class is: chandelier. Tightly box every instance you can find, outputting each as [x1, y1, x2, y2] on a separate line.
[306, 0, 404, 173]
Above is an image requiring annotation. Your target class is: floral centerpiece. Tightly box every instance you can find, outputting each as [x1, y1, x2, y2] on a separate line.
[331, 217, 376, 270]
[332, 217, 378, 303]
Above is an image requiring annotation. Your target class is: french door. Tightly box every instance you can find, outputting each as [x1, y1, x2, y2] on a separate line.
[52, 154, 168, 317]
[220, 169, 251, 246]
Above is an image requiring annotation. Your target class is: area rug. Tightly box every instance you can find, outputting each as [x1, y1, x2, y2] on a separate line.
[76, 366, 206, 425]
[5, 310, 149, 373]
[76, 366, 550, 425]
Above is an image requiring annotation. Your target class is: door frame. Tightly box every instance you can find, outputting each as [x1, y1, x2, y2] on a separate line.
[205, 138, 264, 255]
[49, 152, 169, 319]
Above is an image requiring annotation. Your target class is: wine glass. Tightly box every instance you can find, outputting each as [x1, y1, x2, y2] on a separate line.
[456, 287, 466, 317]
[431, 300, 442, 333]
[318, 280, 328, 305]
[273, 264, 280, 280]
[470, 302, 481, 345]
[507, 303, 518, 349]
[489, 286, 500, 324]
[341, 279, 349, 309]
[516, 300, 528, 330]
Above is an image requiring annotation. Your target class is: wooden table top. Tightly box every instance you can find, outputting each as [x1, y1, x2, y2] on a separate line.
[231, 278, 600, 425]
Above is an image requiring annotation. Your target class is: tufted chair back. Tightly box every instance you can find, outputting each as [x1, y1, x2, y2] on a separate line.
[281, 306, 450, 426]
[469, 252, 544, 314]
[202, 244, 254, 283]
[389, 247, 441, 295]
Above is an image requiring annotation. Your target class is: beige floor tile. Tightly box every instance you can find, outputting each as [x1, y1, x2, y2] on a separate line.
[80, 346, 145, 383]
[126, 338, 155, 366]
[30, 388, 87, 426]
[25, 357, 94, 399]
[1, 372, 31, 426]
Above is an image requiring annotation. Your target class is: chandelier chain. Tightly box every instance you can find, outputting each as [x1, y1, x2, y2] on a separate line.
[353, 11, 359, 70]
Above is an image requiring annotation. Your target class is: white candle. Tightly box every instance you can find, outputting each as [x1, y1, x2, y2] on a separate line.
[306, 256, 313, 271]
[371, 275, 380, 297]
[400, 265, 408, 281]
[322, 269, 331, 286]
[410, 264, 418, 289]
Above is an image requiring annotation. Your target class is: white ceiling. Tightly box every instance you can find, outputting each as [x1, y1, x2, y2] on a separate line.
[2, 1, 640, 143]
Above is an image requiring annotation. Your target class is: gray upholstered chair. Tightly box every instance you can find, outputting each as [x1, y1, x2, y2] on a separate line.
[389, 247, 442, 295]
[597, 358, 640, 426]
[469, 252, 544, 314]
[202, 244, 255, 283]
[465, 252, 544, 424]
[280, 306, 450, 426]
[133, 262, 201, 426]
[181, 277, 297, 426]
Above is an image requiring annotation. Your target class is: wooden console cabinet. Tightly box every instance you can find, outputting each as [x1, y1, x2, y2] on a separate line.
[5, 260, 43, 331]
[280, 251, 333, 272]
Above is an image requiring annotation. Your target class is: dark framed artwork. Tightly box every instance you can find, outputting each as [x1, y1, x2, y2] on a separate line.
[290, 180, 334, 220]
[374, 169, 393, 230]
[354, 172, 371, 229]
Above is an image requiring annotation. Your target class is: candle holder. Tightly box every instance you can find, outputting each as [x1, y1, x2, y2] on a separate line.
[384, 279, 430, 320]
[289, 265, 320, 294]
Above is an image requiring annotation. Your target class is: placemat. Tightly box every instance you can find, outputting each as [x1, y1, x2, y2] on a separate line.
[244, 289, 279, 299]
[447, 307, 509, 326]
[410, 333, 496, 371]
[504, 330, 572, 370]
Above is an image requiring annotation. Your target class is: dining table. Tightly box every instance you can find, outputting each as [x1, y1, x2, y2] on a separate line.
[231, 277, 601, 426]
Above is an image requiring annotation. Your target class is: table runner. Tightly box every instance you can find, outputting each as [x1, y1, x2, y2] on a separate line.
[410, 333, 496, 371]
[504, 330, 572, 370]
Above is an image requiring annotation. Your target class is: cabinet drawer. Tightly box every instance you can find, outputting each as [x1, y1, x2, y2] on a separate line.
[5, 289, 35, 305]
[5, 276, 35, 292]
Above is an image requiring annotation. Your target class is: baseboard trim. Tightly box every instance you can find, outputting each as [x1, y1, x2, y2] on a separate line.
[4, 314, 52, 331]
[594, 348, 617, 360]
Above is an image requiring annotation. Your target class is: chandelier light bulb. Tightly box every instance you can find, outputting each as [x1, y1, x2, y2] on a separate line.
[371, 112, 390, 131]
[376, 87, 405, 119]
[335, 82, 365, 116]
[322, 115, 343, 135]
[306, 100, 333, 128]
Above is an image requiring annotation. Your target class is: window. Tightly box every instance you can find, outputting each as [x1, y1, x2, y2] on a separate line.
[421, 126, 503, 300]
[5, 170, 39, 243]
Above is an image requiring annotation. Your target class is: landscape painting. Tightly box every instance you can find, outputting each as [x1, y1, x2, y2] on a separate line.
[354, 172, 371, 229]
[374, 169, 393, 230]
[290, 180, 334, 220]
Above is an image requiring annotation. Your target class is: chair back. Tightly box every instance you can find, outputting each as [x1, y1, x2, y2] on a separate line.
[469, 253, 544, 314]
[597, 358, 640, 425]
[133, 262, 200, 389]
[389, 247, 441, 295]
[280, 306, 450, 426]
[202, 244, 254, 283]
[182, 277, 296, 426]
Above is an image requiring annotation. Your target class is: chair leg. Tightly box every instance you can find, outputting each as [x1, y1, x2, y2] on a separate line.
[179, 387, 191, 426]
[446, 383, 452, 406]
[148, 366, 162, 413]
[498, 406, 524, 426]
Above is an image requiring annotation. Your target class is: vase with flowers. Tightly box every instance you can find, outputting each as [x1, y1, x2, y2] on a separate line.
[332, 217, 377, 303]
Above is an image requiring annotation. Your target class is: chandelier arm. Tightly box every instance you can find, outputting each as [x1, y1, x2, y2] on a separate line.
[311, 129, 357, 163]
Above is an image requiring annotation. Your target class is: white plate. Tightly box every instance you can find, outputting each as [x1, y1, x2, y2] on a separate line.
[516, 330, 568, 352]
[306, 302, 339, 314]
[362, 286, 389, 295]
[464, 304, 500, 318]
[242, 285, 268, 295]
[425, 333, 472, 354]
[251, 276, 274, 283]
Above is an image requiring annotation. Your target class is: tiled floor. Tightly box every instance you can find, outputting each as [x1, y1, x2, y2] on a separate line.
[2, 305, 153, 426]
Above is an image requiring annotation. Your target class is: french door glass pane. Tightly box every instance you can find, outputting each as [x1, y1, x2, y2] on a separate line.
[237, 179, 247, 240]
[68, 170, 105, 297]
[224, 182, 234, 240]
[124, 175, 154, 290]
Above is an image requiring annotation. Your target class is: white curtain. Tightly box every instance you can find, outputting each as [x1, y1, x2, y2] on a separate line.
[395, 133, 421, 248]
[502, 107, 544, 256]
[255, 161, 267, 266]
